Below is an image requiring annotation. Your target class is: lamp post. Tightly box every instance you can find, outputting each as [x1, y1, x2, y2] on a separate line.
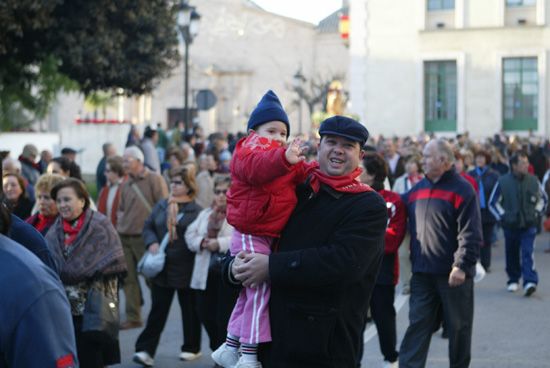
[293, 67, 306, 135]
[178, 1, 201, 135]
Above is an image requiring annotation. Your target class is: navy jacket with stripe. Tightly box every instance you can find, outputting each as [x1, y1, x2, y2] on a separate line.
[403, 169, 482, 277]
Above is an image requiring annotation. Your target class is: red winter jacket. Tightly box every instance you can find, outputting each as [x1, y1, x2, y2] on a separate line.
[226, 133, 309, 237]
[378, 189, 407, 285]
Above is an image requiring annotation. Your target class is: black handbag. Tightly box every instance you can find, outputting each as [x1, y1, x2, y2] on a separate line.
[209, 252, 225, 275]
[81, 287, 119, 343]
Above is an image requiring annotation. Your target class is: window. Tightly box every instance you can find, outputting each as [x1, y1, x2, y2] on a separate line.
[506, 0, 536, 7]
[424, 61, 457, 132]
[503, 57, 538, 131]
[427, 0, 455, 11]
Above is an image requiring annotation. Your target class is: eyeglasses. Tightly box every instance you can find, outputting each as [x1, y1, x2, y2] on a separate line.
[171, 180, 184, 186]
[214, 189, 228, 195]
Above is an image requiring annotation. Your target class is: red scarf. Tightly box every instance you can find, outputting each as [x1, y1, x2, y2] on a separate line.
[408, 173, 423, 186]
[35, 214, 57, 234]
[62, 214, 86, 246]
[306, 163, 373, 194]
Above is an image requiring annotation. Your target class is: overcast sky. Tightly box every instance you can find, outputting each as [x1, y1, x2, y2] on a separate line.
[252, 0, 342, 24]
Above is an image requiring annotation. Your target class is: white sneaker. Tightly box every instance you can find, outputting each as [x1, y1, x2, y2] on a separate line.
[234, 357, 262, 368]
[383, 361, 399, 368]
[179, 351, 202, 361]
[524, 282, 537, 297]
[133, 351, 154, 367]
[474, 261, 486, 283]
[212, 343, 239, 368]
[507, 282, 519, 292]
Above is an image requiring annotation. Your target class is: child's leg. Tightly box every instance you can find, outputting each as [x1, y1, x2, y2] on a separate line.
[226, 288, 246, 343]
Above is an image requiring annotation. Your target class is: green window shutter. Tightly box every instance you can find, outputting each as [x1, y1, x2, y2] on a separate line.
[502, 57, 538, 131]
[424, 60, 457, 132]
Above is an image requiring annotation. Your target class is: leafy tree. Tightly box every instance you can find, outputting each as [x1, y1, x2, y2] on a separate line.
[0, 0, 181, 130]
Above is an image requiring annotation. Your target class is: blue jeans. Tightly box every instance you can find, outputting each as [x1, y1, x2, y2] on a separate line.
[399, 273, 474, 368]
[503, 227, 539, 286]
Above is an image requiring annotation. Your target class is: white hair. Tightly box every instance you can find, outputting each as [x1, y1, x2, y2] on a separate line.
[2, 157, 22, 173]
[433, 138, 455, 164]
[124, 146, 144, 163]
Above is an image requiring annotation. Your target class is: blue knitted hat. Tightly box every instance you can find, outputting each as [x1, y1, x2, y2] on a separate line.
[247, 90, 290, 137]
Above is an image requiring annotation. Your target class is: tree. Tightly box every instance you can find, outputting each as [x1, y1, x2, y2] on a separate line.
[0, 0, 181, 130]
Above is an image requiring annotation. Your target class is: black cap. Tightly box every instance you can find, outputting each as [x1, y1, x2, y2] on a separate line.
[61, 147, 77, 155]
[319, 116, 369, 147]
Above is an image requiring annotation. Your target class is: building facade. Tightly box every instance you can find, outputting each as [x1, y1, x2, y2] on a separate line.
[349, 0, 550, 137]
[40, 0, 349, 174]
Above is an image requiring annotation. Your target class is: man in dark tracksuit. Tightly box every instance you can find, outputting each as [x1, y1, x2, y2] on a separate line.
[399, 139, 482, 368]
[488, 151, 547, 296]
[226, 116, 387, 368]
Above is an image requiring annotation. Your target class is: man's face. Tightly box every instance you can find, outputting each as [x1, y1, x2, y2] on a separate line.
[317, 135, 363, 176]
[122, 154, 142, 176]
[384, 141, 396, 157]
[106, 145, 117, 157]
[512, 156, 529, 175]
[422, 141, 445, 180]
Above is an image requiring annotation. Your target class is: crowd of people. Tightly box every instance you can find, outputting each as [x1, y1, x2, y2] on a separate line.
[1, 88, 550, 368]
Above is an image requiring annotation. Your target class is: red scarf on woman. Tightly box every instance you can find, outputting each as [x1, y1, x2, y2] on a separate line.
[306, 163, 373, 194]
[62, 214, 86, 246]
[34, 214, 57, 234]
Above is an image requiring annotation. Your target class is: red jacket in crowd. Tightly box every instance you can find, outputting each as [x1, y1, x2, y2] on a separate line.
[226, 133, 310, 238]
[378, 189, 407, 285]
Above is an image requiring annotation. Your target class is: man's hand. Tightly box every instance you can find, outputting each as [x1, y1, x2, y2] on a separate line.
[285, 138, 306, 165]
[233, 252, 270, 288]
[148, 242, 160, 254]
[448, 266, 466, 287]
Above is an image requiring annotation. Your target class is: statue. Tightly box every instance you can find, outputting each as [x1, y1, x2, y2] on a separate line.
[326, 80, 345, 116]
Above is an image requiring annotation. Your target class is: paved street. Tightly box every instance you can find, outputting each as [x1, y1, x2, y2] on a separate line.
[116, 232, 550, 368]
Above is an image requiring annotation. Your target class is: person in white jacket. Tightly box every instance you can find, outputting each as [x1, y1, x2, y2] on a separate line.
[185, 174, 239, 352]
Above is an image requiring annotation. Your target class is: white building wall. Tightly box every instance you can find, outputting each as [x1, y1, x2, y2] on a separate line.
[350, 0, 550, 138]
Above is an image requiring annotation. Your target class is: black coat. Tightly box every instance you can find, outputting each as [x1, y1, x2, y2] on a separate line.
[142, 199, 201, 289]
[260, 183, 387, 368]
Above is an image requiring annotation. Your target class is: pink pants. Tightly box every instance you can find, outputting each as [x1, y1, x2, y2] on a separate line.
[227, 231, 272, 344]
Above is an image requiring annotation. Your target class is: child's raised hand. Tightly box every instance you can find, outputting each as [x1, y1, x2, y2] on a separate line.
[285, 138, 306, 164]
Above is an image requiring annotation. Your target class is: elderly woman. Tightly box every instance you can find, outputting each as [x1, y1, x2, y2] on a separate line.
[45, 178, 127, 368]
[185, 174, 239, 351]
[2, 172, 34, 219]
[26, 173, 65, 235]
[133, 167, 202, 366]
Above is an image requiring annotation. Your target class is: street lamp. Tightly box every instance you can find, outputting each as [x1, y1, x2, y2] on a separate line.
[178, 1, 201, 135]
[293, 67, 306, 135]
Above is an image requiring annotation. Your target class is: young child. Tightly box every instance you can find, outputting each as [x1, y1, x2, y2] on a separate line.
[212, 90, 309, 368]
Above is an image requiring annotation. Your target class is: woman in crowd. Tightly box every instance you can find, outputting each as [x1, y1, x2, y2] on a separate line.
[162, 147, 188, 184]
[45, 178, 127, 368]
[2, 172, 34, 219]
[454, 151, 479, 193]
[133, 167, 202, 367]
[47, 156, 83, 181]
[360, 153, 407, 368]
[185, 174, 240, 352]
[26, 173, 65, 235]
[97, 156, 126, 227]
[468, 150, 500, 272]
[392, 155, 423, 194]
